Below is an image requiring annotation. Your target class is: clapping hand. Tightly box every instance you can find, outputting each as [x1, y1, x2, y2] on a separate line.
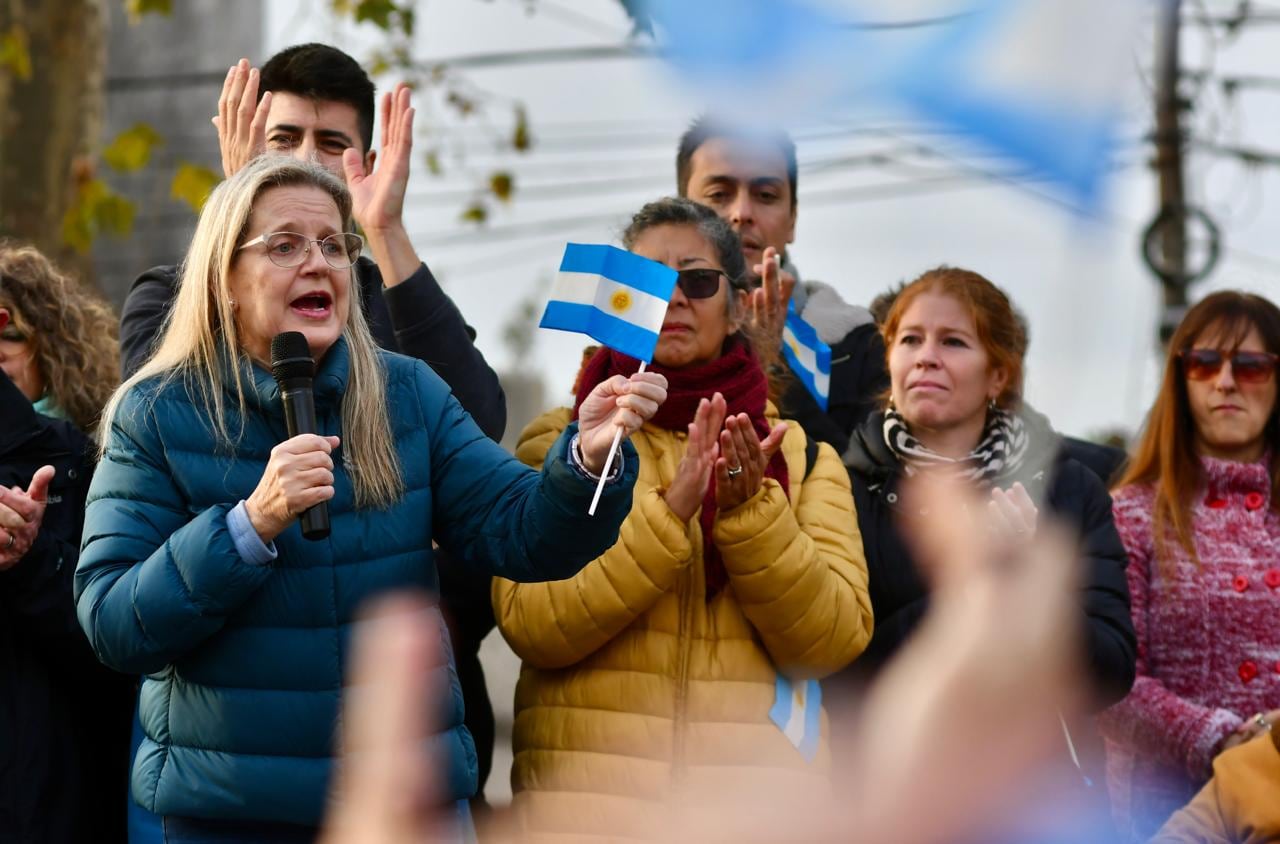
[747, 246, 797, 351]
[343, 83, 413, 235]
[0, 466, 54, 570]
[714, 414, 788, 511]
[576, 372, 669, 475]
[664, 393, 726, 522]
[212, 58, 271, 179]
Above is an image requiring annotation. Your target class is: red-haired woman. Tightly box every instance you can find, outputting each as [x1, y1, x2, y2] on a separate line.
[1099, 291, 1280, 841]
[835, 266, 1136, 829]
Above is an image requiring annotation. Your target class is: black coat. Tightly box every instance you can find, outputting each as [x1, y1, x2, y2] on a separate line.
[833, 411, 1136, 818]
[839, 410, 1136, 698]
[117, 257, 506, 798]
[0, 373, 134, 843]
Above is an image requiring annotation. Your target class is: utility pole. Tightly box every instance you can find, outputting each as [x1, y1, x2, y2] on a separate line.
[1153, 0, 1187, 344]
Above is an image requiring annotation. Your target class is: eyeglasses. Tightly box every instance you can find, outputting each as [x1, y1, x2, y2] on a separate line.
[1181, 348, 1279, 383]
[676, 268, 729, 299]
[238, 231, 365, 270]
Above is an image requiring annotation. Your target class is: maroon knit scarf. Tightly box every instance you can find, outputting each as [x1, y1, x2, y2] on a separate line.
[572, 338, 789, 595]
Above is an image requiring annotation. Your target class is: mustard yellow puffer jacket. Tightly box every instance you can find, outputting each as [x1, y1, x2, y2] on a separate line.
[493, 405, 873, 842]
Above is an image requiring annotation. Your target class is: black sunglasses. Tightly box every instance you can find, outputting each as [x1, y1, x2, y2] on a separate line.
[1180, 348, 1279, 383]
[676, 268, 729, 299]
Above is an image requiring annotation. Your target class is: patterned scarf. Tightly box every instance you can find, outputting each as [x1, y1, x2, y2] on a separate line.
[882, 405, 1029, 485]
[573, 338, 789, 596]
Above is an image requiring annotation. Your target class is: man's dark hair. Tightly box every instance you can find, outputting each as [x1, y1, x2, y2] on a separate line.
[260, 43, 376, 153]
[675, 115, 798, 210]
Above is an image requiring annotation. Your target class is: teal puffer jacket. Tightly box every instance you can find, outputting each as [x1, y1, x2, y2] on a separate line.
[74, 338, 636, 825]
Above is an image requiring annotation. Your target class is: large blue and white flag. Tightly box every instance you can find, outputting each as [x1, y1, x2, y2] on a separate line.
[769, 674, 822, 762]
[782, 302, 831, 411]
[539, 243, 678, 364]
[887, 0, 1148, 209]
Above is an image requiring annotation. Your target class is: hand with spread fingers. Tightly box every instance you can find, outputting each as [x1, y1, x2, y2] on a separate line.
[0, 465, 54, 570]
[714, 413, 788, 511]
[344, 83, 413, 236]
[212, 58, 271, 179]
[747, 246, 797, 352]
[664, 393, 726, 522]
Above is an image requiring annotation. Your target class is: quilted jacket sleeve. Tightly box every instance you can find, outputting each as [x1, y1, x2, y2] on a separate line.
[713, 434, 873, 679]
[493, 411, 694, 669]
[418, 364, 638, 584]
[74, 387, 275, 675]
[1098, 486, 1243, 780]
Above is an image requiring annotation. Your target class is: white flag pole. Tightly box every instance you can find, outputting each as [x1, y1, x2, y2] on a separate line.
[587, 361, 645, 516]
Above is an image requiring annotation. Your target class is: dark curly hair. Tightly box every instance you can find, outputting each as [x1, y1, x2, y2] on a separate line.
[0, 243, 120, 432]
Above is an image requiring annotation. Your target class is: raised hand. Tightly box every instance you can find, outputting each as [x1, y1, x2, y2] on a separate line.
[321, 594, 449, 844]
[344, 83, 414, 235]
[748, 246, 797, 351]
[245, 434, 340, 543]
[714, 413, 788, 511]
[212, 58, 271, 178]
[988, 482, 1039, 541]
[577, 372, 669, 475]
[0, 465, 54, 570]
[664, 393, 726, 522]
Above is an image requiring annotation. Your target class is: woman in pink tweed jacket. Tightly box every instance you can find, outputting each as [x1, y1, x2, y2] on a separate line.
[1100, 290, 1280, 842]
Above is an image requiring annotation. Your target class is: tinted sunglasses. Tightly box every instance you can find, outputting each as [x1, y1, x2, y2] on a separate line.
[676, 268, 729, 299]
[1180, 348, 1279, 383]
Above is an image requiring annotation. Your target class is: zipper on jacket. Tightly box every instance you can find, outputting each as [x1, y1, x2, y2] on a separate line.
[670, 533, 698, 793]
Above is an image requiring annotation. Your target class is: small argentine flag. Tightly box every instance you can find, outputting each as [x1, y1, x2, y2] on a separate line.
[782, 302, 831, 411]
[539, 243, 678, 363]
[769, 674, 822, 762]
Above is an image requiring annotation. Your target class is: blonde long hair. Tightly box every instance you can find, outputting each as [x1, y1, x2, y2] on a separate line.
[98, 157, 404, 508]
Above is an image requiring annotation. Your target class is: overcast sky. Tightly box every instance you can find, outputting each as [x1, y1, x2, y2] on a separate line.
[263, 0, 1280, 442]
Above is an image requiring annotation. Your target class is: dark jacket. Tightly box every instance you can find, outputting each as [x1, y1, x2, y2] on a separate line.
[839, 409, 1136, 698]
[75, 339, 637, 825]
[118, 256, 505, 797]
[833, 409, 1137, 817]
[0, 372, 134, 844]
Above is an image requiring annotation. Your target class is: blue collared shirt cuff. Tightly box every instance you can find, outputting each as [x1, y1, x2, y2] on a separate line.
[227, 501, 278, 566]
[568, 432, 624, 485]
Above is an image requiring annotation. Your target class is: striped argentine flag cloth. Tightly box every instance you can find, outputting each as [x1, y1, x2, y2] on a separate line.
[538, 243, 678, 363]
[769, 674, 822, 762]
[782, 302, 831, 411]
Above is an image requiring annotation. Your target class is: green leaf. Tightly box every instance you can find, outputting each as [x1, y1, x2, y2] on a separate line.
[424, 149, 442, 176]
[489, 171, 515, 202]
[0, 26, 32, 81]
[512, 106, 531, 152]
[170, 162, 222, 213]
[353, 0, 398, 29]
[60, 178, 136, 253]
[102, 123, 164, 172]
[95, 192, 136, 236]
[124, 0, 174, 23]
[459, 202, 488, 225]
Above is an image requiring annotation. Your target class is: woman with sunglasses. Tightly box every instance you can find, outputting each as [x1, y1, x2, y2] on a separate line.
[1099, 291, 1280, 841]
[0, 242, 134, 843]
[493, 197, 873, 841]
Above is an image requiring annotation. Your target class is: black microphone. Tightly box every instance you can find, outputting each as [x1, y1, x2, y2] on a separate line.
[270, 331, 330, 541]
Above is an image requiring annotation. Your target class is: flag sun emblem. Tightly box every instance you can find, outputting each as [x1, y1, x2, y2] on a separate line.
[610, 290, 632, 313]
